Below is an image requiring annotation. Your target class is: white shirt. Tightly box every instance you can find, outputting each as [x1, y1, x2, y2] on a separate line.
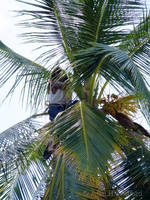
[48, 81, 67, 105]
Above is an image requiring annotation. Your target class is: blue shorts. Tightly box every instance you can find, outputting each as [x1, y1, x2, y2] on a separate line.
[48, 104, 65, 121]
[48, 100, 78, 121]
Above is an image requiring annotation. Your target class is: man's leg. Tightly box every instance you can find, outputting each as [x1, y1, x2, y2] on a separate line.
[44, 105, 65, 160]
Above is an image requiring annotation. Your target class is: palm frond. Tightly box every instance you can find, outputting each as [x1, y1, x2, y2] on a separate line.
[49, 102, 122, 173]
[110, 138, 150, 199]
[120, 14, 150, 54]
[73, 43, 150, 122]
[0, 113, 50, 200]
[17, 0, 146, 64]
[43, 101, 150, 199]
[0, 113, 48, 159]
[43, 102, 120, 199]
[72, 43, 134, 93]
[43, 154, 108, 200]
[16, 0, 75, 64]
[0, 160, 47, 200]
[100, 43, 150, 124]
[77, 0, 145, 48]
[119, 14, 150, 85]
[0, 41, 50, 108]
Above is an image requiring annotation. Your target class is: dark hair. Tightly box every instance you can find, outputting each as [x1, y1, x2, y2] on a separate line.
[51, 67, 61, 79]
[51, 67, 68, 82]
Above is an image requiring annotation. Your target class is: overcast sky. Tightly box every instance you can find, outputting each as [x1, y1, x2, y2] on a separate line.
[0, 0, 37, 132]
[0, 0, 150, 132]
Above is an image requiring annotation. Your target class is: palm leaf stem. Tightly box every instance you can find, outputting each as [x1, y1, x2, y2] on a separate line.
[80, 102, 89, 169]
[53, 2, 72, 61]
[94, 0, 108, 44]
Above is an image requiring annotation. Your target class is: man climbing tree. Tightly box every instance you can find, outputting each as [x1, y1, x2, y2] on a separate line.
[47, 67, 69, 121]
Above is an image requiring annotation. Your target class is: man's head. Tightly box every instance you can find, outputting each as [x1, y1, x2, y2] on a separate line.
[51, 67, 61, 80]
[51, 67, 68, 82]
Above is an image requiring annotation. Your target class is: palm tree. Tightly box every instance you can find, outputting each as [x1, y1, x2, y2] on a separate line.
[0, 0, 150, 199]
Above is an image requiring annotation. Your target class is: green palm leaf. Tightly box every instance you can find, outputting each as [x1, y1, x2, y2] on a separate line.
[111, 138, 150, 199]
[0, 113, 48, 159]
[43, 154, 108, 200]
[17, 0, 146, 63]
[73, 43, 150, 123]
[120, 14, 150, 53]
[51, 102, 122, 171]
[0, 41, 50, 108]
[41, 101, 123, 199]
[0, 113, 49, 200]
[77, 0, 145, 47]
[17, 0, 74, 62]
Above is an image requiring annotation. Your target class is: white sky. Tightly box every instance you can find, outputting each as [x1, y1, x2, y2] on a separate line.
[0, 0, 150, 132]
[0, 0, 38, 132]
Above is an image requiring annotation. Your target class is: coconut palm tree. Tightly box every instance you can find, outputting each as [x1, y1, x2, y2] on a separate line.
[0, 0, 150, 199]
